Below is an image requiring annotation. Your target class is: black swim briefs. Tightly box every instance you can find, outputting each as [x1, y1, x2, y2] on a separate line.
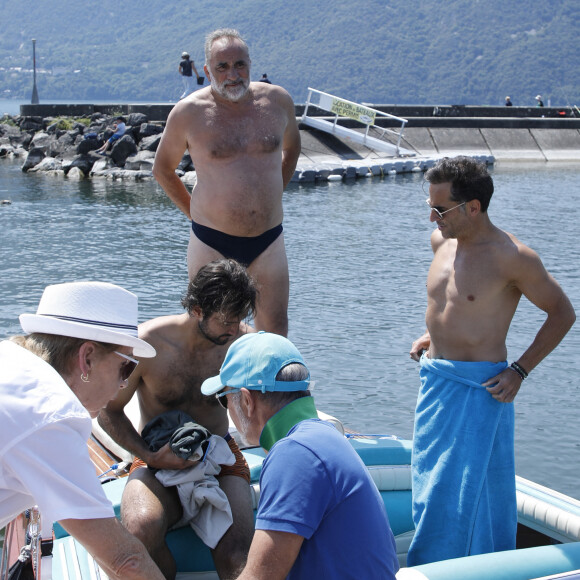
[191, 221, 283, 267]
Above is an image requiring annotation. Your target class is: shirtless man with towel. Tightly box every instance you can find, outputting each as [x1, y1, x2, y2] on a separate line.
[408, 156, 575, 566]
[153, 28, 301, 337]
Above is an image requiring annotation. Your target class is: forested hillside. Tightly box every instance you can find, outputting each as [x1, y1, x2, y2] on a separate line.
[0, 0, 578, 107]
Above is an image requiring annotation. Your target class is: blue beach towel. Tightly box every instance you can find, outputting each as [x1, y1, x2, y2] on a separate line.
[407, 356, 517, 566]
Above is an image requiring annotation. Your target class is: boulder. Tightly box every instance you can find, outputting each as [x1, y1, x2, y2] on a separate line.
[127, 113, 148, 127]
[139, 133, 162, 152]
[125, 151, 155, 171]
[27, 156, 62, 173]
[110, 134, 138, 166]
[127, 150, 155, 163]
[22, 147, 46, 172]
[89, 158, 111, 175]
[182, 171, 197, 187]
[76, 136, 102, 155]
[133, 170, 154, 180]
[139, 123, 164, 138]
[0, 144, 14, 157]
[11, 132, 33, 149]
[63, 154, 95, 177]
[46, 122, 60, 135]
[125, 125, 140, 142]
[0, 124, 21, 138]
[178, 153, 194, 172]
[67, 166, 85, 180]
[19, 116, 44, 132]
[49, 132, 76, 157]
[11, 146, 28, 158]
[30, 131, 52, 151]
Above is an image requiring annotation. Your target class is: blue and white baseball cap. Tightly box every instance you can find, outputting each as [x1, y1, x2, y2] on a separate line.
[201, 331, 310, 395]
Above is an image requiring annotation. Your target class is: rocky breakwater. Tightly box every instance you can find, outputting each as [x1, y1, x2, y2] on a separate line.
[1, 112, 497, 184]
[0, 112, 196, 184]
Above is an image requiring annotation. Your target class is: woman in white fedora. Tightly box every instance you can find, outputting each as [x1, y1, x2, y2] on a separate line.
[0, 281, 165, 580]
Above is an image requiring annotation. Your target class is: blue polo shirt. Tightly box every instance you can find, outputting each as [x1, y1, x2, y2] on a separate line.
[256, 415, 399, 579]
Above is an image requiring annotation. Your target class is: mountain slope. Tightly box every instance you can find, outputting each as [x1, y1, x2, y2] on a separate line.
[0, 0, 578, 107]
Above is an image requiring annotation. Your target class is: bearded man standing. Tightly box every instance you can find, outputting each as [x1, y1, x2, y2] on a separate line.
[153, 28, 301, 337]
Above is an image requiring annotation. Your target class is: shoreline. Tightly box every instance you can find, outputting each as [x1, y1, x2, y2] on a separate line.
[1, 105, 579, 185]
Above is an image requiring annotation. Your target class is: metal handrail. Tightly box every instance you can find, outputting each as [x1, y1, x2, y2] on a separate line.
[302, 87, 409, 155]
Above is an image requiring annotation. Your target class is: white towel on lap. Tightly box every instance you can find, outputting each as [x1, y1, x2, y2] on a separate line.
[155, 434, 235, 549]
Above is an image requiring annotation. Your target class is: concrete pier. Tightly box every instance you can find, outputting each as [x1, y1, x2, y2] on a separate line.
[11, 102, 580, 183]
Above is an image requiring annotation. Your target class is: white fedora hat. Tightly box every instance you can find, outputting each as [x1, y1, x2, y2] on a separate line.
[19, 282, 156, 358]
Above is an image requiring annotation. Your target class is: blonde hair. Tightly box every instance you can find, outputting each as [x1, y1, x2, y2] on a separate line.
[10, 333, 116, 375]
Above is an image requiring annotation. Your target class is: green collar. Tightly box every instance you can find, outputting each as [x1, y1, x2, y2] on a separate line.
[259, 396, 318, 452]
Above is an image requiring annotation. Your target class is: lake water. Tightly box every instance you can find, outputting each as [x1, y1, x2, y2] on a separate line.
[0, 156, 579, 499]
[0, 99, 24, 117]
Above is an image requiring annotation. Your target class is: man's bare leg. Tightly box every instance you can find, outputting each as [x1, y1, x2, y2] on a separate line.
[121, 468, 183, 580]
[187, 229, 289, 336]
[248, 233, 289, 336]
[211, 475, 255, 579]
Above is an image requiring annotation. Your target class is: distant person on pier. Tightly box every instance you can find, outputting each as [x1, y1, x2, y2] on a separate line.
[535, 94, 544, 107]
[504, 96, 513, 106]
[259, 73, 272, 84]
[178, 51, 201, 99]
[153, 28, 301, 336]
[408, 156, 575, 566]
[95, 116, 126, 155]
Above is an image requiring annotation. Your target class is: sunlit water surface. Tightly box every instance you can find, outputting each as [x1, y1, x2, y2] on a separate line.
[1, 158, 578, 498]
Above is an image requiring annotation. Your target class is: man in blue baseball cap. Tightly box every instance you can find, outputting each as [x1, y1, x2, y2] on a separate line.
[201, 332, 399, 579]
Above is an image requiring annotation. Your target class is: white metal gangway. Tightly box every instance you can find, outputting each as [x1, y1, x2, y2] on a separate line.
[301, 88, 415, 157]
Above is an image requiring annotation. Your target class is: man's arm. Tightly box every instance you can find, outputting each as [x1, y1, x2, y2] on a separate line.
[97, 363, 192, 470]
[61, 517, 165, 580]
[236, 530, 303, 580]
[279, 90, 301, 188]
[152, 105, 193, 218]
[410, 231, 441, 361]
[484, 246, 576, 402]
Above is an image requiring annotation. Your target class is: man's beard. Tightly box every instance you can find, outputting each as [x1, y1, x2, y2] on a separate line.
[198, 318, 232, 346]
[208, 70, 250, 102]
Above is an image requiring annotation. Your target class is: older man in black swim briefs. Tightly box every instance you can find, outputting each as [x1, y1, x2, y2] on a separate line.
[153, 28, 300, 336]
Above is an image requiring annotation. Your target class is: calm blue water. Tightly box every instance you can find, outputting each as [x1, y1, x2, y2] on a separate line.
[0, 155, 579, 498]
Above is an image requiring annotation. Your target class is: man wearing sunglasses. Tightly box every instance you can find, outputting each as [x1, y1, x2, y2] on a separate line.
[408, 156, 575, 566]
[201, 332, 399, 580]
[98, 259, 257, 579]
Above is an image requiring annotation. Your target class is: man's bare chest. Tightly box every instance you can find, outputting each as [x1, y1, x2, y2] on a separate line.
[198, 110, 284, 159]
[144, 350, 224, 412]
[428, 250, 510, 305]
